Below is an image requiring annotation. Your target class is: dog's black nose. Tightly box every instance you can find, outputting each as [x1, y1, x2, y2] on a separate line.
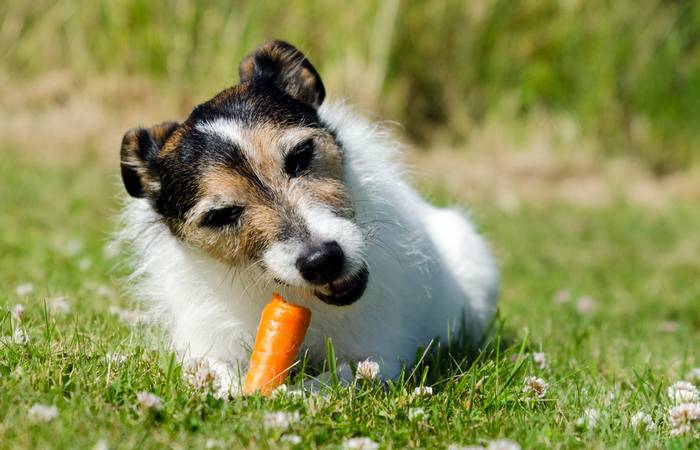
[296, 241, 345, 284]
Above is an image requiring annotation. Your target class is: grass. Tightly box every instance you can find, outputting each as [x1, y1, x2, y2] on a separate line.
[2, 0, 700, 170]
[1, 151, 699, 449]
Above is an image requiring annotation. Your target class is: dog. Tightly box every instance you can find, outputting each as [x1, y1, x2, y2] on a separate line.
[118, 40, 499, 395]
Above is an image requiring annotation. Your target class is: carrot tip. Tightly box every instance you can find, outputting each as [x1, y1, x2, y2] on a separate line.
[243, 293, 312, 396]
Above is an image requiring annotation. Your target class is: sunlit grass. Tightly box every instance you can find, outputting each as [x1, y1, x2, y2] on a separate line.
[1, 153, 699, 448]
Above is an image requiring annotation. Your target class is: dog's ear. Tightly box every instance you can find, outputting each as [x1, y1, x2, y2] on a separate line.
[239, 40, 325, 109]
[120, 121, 179, 198]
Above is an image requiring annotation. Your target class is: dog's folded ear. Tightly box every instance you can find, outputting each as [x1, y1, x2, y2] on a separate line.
[120, 121, 179, 198]
[239, 40, 325, 109]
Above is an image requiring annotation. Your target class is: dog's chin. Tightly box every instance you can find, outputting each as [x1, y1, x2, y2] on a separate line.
[314, 265, 369, 306]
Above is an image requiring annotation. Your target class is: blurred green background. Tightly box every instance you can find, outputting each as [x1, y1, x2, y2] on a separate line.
[3, 0, 699, 173]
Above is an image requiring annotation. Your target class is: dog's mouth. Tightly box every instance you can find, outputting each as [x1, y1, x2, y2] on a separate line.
[314, 265, 369, 306]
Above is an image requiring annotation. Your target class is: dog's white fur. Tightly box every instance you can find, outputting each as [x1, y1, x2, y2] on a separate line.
[119, 101, 499, 394]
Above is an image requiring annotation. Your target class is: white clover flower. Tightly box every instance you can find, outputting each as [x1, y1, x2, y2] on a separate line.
[686, 368, 700, 383]
[287, 389, 305, 399]
[553, 289, 571, 304]
[355, 359, 380, 381]
[629, 411, 655, 431]
[204, 438, 225, 448]
[668, 402, 700, 435]
[15, 283, 34, 297]
[281, 434, 302, 445]
[522, 376, 548, 398]
[49, 297, 71, 315]
[658, 321, 679, 333]
[447, 445, 485, 450]
[183, 358, 221, 393]
[667, 381, 699, 404]
[27, 403, 58, 423]
[92, 438, 109, 450]
[12, 328, 29, 345]
[96, 285, 115, 298]
[413, 386, 433, 397]
[486, 439, 521, 450]
[272, 384, 306, 400]
[110, 307, 147, 326]
[532, 352, 547, 370]
[63, 238, 83, 256]
[575, 296, 597, 315]
[408, 407, 427, 421]
[272, 384, 289, 397]
[576, 408, 600, 430]
[11, 304, 25, 321]
[78, 257, 92, 272]
[263, 411, 300, 430]
[341, 437, 379, 450]
[136, 392, 161, 413]
[106, 352, 128, 366]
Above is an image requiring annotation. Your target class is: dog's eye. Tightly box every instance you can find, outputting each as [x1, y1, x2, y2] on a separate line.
[284, 139, 315, 177]
[200, 206, 244, 228]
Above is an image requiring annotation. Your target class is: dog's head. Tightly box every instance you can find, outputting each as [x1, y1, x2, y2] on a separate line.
[120, 41, 368, 306]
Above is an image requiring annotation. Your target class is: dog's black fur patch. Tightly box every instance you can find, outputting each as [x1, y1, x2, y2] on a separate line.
[120, 41, 329, 222]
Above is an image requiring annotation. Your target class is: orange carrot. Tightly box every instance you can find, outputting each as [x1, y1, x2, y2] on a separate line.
[243, 292, 311, 396]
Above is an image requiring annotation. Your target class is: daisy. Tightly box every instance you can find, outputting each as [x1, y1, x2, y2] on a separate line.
[27, 403, 58, 423]
[522, 376, 548, 398]
[355, 359, 380, 381]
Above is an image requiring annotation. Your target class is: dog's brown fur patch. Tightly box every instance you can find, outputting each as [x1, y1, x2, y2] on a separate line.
[169, 122, 350, 265]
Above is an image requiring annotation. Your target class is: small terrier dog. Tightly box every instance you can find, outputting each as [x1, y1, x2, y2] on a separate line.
[119, 41, 498, 394]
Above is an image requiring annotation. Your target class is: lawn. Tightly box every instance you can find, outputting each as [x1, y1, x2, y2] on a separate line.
[1, 151, 699, 449]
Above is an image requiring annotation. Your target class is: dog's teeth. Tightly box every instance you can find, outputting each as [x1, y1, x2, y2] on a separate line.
[318, 285, 333, 295]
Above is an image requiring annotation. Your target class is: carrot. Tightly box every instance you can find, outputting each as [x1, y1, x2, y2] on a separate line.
[243, 292, 311, 396]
